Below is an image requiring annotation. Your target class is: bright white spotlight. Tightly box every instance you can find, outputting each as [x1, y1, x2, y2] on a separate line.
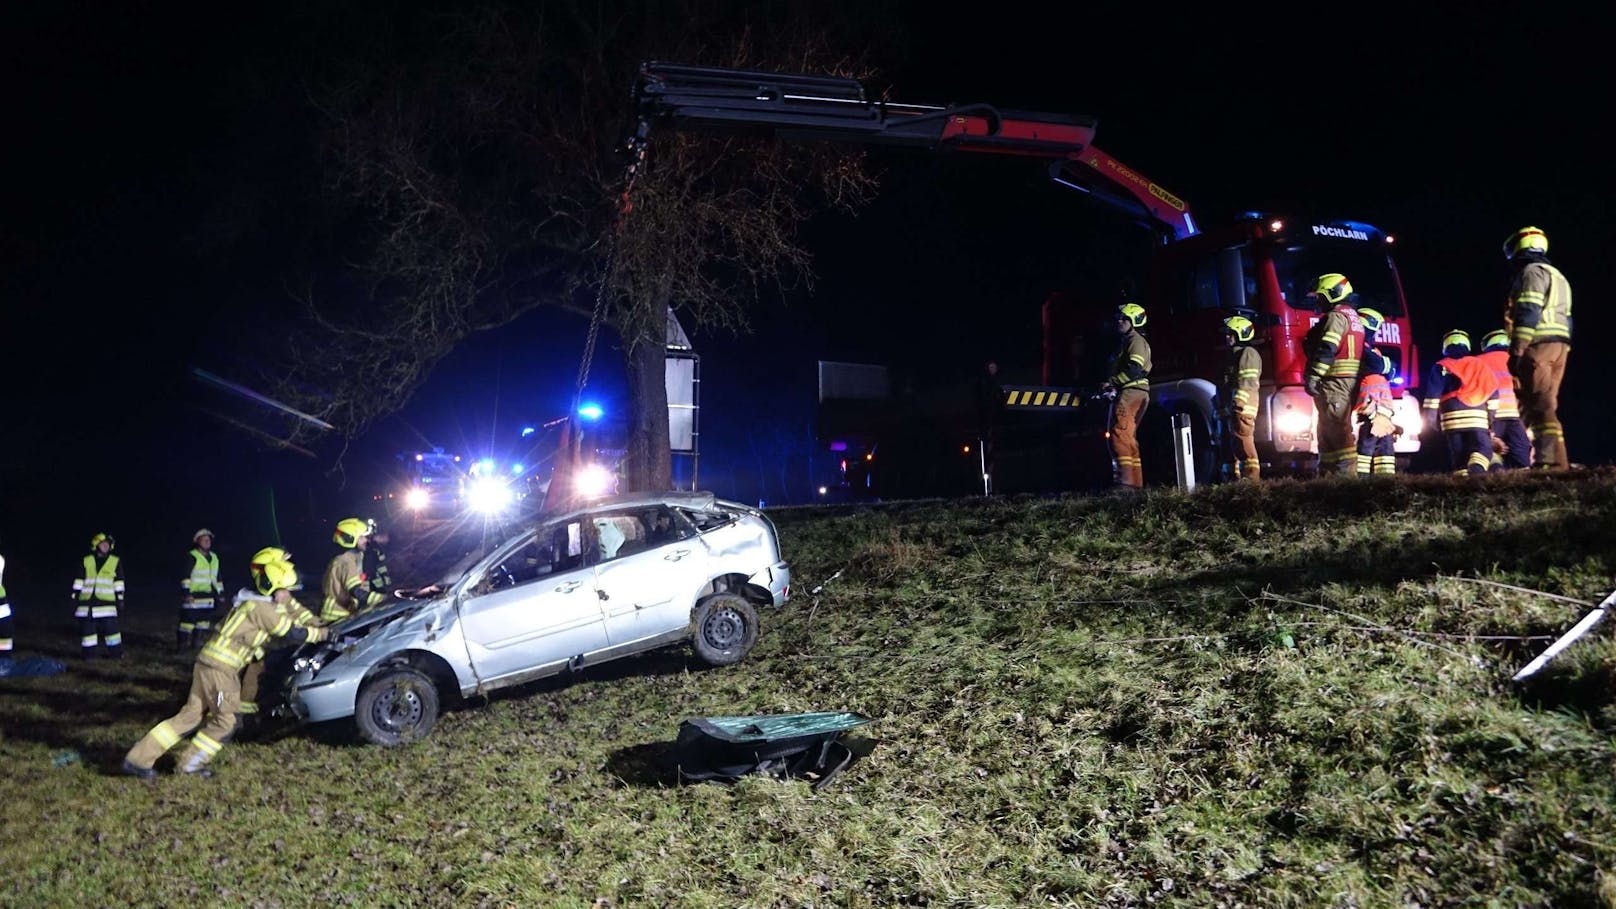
[467, 476, 514, 514]
[404, 488, 430, 511]
[574, 463, 614, 498]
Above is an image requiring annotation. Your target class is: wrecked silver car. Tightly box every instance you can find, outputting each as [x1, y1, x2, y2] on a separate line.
[275, 492, 790, 746]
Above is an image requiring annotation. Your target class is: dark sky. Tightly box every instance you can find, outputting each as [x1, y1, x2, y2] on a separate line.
[1, 3, 1609, 585]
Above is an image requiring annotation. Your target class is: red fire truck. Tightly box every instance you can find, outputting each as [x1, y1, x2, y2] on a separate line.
[631, 63, 1423, 491]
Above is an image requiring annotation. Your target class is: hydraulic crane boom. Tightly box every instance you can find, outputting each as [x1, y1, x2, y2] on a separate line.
[631, 62, 1197, 242]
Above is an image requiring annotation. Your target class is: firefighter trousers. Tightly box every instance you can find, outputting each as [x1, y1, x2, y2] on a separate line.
[238, 659, 266, 715]
[1228, 411, 1260, 479]
[77, 611, 122, 657]
[125, 661, 241, 771]
[1109, 388, 1149, 487]
[1518, 341, 1569, 468]
[1355, 427, 1397, 475]
[1491, 416, 1531, 470]
[1446, 429, 1492, 475]
[1312, 378, 1357, 475]
[0, 598, 12, 655]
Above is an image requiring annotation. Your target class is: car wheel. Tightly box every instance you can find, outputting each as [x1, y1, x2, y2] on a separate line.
[691, 593, 759, 667]
[355, 666, 439, 747]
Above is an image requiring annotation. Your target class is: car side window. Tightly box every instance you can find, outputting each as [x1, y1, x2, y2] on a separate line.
[592, 512, 649, 564]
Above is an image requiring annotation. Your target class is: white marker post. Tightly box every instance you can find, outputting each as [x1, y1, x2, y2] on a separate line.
[1512, 588, 1616, 683]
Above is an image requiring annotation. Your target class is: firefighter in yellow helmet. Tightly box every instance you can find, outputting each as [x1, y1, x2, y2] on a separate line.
[235, 547, 324, 730]
[1100, 303, 1152, 488]
[72, 532, 125, 659]
[1477, 329, 1530, 469]
[1502, 226, 1573, 468]
[123, 560, 332, 778]
[1219, 315, 1262, 480]
[1302, 274, 1366, 475]
[1354, 349, 1400, 476]
[322, 518, 388, 623]
[177, 528, 224, 651]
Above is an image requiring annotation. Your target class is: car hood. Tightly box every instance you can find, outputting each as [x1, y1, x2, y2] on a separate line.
[331, 596, 435, 637]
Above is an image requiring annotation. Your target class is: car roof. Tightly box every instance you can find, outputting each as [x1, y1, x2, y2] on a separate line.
[546, 490, 749, 523]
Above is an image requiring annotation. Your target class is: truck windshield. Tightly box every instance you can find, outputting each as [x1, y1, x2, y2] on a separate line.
[1274, 241, 1404, 317]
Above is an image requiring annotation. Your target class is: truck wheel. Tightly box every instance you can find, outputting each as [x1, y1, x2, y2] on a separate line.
[355, 666, 439, 747]
[691, 593, 759, 667]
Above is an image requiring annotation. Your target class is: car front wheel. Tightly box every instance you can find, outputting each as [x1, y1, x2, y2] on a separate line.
[691, 593, 759, 667]
[355, 666, 440, 746]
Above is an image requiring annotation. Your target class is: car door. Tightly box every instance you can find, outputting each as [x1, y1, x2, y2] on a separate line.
[455, 522, 610, 685]
[592, 506, 709, 647]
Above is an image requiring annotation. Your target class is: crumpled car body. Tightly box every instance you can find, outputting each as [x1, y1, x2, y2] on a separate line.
[272, 492, 790, 745]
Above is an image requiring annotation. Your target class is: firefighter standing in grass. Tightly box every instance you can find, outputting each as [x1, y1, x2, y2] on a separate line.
[1219, 315, 1262, 480]
[72, 533, 125, 659]
[1433, 345, 1502, 476]
[1303, 274, 1366, 476]
[1354, 347, 1400, 476]
[1503, 226, 1573, 468]
[177, 528, 224, 651]
[322, 518, 388, 623]
[235, 546, 323, 729]
[1478, 329, 1531, 469]
[123, 559, 331, 779]
[1100, 303, 1152, 489]
[1422, 330, 1473, 471]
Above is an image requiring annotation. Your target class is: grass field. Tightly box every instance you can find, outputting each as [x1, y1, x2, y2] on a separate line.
[3, 471, 1615, 907]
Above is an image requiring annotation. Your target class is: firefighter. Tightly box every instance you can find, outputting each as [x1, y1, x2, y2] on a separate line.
[1100, 303, 1152, 488]
[177, 528, 224, 651]
[363, 519, 393, 597]
[1354, 350, 1400, 476]
[1478, 329, 1531, 469]
[0, 550, 12, 662]
[1302, 274, 1366, 476]
[122, 559, 331, 779]
[1503, 226, 1573, 468]
[235, 546, 321, 728]
[322, 518, 388, 623]
[72, 533, 125, 659]
[1219, 314, 1262, 480]
[1433, 345, 1502, 476]
[1421, 330, 1472, 469]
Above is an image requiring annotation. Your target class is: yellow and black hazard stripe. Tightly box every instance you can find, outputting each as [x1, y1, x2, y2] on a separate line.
[1000, 386, 1088, 411]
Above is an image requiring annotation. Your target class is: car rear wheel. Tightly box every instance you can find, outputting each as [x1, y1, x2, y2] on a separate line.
[691, 593, 759, 667]
[355, 666, 440, 747]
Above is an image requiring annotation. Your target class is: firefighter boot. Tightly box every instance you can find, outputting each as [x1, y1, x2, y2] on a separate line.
[120, 758, 157, 780]
[178, 750, 214, 779]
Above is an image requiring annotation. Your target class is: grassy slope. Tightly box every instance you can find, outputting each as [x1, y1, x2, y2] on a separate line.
[3, 471, 1615, 908]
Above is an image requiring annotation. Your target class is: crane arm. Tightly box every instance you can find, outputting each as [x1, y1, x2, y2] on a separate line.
[631, 62, 1197, 241]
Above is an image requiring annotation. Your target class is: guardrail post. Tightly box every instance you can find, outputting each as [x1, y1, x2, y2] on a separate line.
[1172, 413, 1196, 491]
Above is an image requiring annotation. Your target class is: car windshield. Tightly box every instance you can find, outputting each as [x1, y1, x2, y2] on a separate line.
[1275, 239, 1405, 317]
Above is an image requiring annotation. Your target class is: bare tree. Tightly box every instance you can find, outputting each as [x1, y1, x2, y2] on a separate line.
[266, 0, 884, 489]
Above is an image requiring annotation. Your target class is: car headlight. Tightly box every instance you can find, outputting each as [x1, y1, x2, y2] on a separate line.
[405, 488, 430, 510]
[467, 476, 514, 514]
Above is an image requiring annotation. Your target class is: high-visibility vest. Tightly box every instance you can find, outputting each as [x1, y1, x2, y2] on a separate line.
[77, 554, 121, 603]
[1475, 350, 1520, 419]
[1355, 373, 1393, 418]
[184, 548, 222, 597]
[1507, 261, 1573, 346]
[1309, 306, 1366, 379]
[201, 598, 324, 671]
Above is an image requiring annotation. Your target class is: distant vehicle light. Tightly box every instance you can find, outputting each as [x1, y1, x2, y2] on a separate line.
[1269, 219, 1284, 232]
[829, 440, 848, 452]
[467, 477, 513, 514]
[520, 425, 536, 438]
[1385, 235, 1396, 244]
[404, 488, 430, 510]
[577, 403, 605, 421]
[574, 463, 614, 498]
[511, 463, 524, 475]
[415, 453, 424, 461]
[817, 486, 828, 495]
[474, 458, 496, 476]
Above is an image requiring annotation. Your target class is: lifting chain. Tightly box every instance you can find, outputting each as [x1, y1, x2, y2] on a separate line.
[573, 120, 654, 406]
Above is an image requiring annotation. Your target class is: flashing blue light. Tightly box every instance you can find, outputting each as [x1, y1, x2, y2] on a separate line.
[511, 463, 524, 475]
[577, 403, 604, 421]
[520, 425, 536, 438]
[1392, 376, 1405, 386]
[477, 458, 496, 474]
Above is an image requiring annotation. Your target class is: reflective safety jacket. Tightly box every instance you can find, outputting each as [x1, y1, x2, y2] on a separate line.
[1222, 345, 1261, 417]
[1356, 373, 1394, 420]
[182, 548, 223, 602]
[1108, 330, 1152, 391]
[1306, 305, 1366, 380]
[1506, 258, 1573, 355]
[321, 550, 385, 623]
[73, 554, 124, 604]
[1475, 349, 1520, 420]
[201, 596, 331, 672]
[1434, 356, 1501, 431]
[363, 546, 392, 595]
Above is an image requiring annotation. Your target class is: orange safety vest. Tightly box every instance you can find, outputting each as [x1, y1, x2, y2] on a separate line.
[1355, 373, 1393, 416]
[1435, 356, 1500, 409]
[1474, 349, 1519, 418]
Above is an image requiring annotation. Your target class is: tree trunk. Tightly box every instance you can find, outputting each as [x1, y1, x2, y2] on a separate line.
[622, 335, 672, 492]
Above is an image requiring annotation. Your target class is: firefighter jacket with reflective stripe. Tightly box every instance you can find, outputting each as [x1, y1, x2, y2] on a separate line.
[1107, 330, 1152, 391]
[321, 549, 385, 623]
[1222, 344, 1261, 417]
[1435, 356, 1501, 431]
[1475, 349, 1520, 419]
[1355, 373, 1394, 420]
[183, 548, 223, 597]
[1306, 305, 1365, 379]
[201, 596, 330, 671]
[73, 554, 124, 603]
[364, 546, 392, 594]
[1506, 258, 1572, 354]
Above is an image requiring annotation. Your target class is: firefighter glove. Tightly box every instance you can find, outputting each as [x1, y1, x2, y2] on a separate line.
[1303, 375, 1319, 396]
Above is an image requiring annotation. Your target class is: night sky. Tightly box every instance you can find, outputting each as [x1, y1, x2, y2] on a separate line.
[2, 3, 1610, 591]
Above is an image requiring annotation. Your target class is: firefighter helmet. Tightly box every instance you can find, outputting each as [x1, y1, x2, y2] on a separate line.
[1482, 329, 1510, 352]
[1441, 329, 1472, 355]
[251, 546, 294, 595]
[1222, 315, 1255, 343]
[333, 518, 369, 549]
[90, 532, 115, 551]
[1357, 308, 1385, 335]
[1309, 273, 1354, 306]
[1503, 226, 1548, 259]
[1117, 303, 1147, 328]
[193, 528, 214, 544]
[261, 560, 298, 595]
